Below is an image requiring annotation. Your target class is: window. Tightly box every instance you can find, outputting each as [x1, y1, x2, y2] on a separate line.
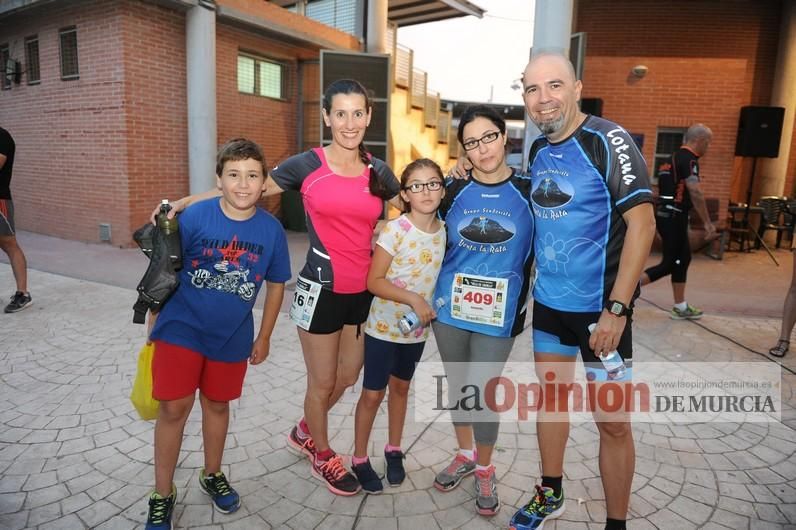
[653, 128, 686, 183]
[0, 44, 9, 90]
[284, 0, 357, 35]
[237, 53, 286, 99]
[59, 26, 79, 80]
[305, 0, 357, 35]
[25, 36, 40, 84]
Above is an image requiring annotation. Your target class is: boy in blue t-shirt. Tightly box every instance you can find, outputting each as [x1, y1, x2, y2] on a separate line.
[144, 138, 291, 530]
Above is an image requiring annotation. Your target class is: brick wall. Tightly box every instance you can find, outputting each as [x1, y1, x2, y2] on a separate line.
[217, 0, 360, 51]
[0, 0, 360, 245]
[121, 0, 188, 242]
[576, 0, 792, 218]
[216, 24, 321, 218]
[0, 0, 131, 244]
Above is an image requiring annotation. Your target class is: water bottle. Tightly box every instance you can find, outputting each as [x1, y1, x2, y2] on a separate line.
[157, 199, 182, 265]
[587, 323, 627, 380]
[398, 297, 447, 336]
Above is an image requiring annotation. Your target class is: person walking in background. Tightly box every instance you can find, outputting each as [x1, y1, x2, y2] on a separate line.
[351, 158, 446, 493]
[769, 243, 796, 357]
[640, 123, 716, 320]
[0, 126, 32, 313]
[510, 52, 655, 530]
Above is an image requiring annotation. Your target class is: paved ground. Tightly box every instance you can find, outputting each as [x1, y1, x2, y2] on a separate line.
[1, 231, 795, 529]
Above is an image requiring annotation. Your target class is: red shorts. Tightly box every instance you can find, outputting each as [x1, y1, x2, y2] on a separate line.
[151, 341, 248, 402]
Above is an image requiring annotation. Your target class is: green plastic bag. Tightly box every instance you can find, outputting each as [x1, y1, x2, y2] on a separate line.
[130, 342, 159, 420]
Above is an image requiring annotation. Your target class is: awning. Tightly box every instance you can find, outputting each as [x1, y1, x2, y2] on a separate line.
[268, 0, 485, 27]
[388, 0, 485, 27]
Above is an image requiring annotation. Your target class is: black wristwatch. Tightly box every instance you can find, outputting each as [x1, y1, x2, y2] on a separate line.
[606, 299, 633, 317]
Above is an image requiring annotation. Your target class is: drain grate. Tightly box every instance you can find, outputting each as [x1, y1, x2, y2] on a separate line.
[99, 223, 112, 242]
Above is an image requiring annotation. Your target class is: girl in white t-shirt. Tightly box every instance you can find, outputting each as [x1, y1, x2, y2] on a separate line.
[351, 159, 447, 493]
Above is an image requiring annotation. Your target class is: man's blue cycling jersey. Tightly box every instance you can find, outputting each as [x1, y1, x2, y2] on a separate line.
[528, 115, 653, 312]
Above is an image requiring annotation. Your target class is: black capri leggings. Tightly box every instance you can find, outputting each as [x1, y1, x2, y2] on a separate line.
[644, 213, 691, 284]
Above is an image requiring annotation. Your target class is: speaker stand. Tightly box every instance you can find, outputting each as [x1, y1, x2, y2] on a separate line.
[741, 157, 779, 266]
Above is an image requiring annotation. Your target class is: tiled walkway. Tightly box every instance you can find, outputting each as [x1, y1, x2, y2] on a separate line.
[0, 232, 794, 529]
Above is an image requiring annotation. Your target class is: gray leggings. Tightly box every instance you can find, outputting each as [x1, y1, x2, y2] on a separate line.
[431, 321, 515, 445]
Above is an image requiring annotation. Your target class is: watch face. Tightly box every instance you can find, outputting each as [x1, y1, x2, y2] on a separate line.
[610, 302, 623, 315]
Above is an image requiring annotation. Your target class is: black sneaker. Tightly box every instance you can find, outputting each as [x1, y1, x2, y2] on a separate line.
[4, 291, 32, 313]
[311, 453, 361, 496]
[145, 486, 176, 530]
[199, 469, 240, 513]
[384, 449, 406, 486]
[352, 459, 383, 494]
[286, 424, 317, 460]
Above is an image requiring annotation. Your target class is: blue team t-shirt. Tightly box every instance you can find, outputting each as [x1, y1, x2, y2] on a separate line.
[433, 170, 535, 338]
[150, 198, 292, 362]
[528, 115, 653, 312]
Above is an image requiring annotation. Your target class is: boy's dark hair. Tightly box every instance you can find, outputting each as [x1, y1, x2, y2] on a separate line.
[399, 158, 444, 212]
[216, 138, 267, 177]
[456, 104, 507, 147]
[322, 79, 393, 200]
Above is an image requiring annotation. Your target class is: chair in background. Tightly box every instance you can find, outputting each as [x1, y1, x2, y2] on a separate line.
[756, 196, 790, 249]
[784, 199, 796, 247]
[726, 202, 753, 252]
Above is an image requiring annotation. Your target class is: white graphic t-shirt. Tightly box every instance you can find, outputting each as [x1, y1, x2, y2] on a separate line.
[365, 214, 446, 343]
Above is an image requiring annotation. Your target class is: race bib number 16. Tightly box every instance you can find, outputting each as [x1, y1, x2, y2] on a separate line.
[290, 276, 322, 330]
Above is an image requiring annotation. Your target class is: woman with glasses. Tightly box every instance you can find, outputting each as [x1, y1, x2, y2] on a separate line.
[431, 105, 535, 517]
[350, 159, 447, 493]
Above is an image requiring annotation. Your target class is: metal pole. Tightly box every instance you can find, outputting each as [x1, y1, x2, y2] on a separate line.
[186, 1, 217, 194]
[521, 0, 574, 173]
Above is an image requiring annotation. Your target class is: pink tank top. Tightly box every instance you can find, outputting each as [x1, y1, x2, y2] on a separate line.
[299, 148, 385, 293]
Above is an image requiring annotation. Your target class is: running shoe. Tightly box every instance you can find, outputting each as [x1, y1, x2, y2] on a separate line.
[311, 453, 361, 496]
[474, 465, 500, 516]
[198, 469, 240, 513]
[433, 452, 476, 491]
[384, 449, 406, 486]
[509, 485, 565, 530]
[286, 424, 316, 459]
[670, 304, 703, 320]
[352, 459, 383, 494]
[145, 485, 176, 530]
[4, 291, 32, 313]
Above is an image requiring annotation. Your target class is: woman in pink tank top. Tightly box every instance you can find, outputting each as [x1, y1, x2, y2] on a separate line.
[157, 79, 403, 496]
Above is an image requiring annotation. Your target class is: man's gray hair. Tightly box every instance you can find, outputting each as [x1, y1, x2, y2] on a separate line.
[684, 123, 712, 143]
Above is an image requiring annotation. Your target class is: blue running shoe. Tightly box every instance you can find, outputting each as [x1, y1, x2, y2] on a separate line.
[509, 485, 565, 529]
[199, 469, 241, 513]
[145, 485, 176, 530]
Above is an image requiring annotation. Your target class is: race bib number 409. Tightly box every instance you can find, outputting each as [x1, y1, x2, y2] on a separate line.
[450, 273, 508, 328]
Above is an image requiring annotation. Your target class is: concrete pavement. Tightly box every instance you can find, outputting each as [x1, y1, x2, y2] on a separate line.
[0, 230, 795, 529]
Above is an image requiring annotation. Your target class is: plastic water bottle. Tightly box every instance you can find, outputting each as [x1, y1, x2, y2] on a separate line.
[587, 323, 627, 380]
[398, 297, 447, 336]
[157, 199, 181, 264]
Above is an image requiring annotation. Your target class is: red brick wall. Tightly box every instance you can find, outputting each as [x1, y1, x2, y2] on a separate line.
[215, 24, 316, 218]
[0, 0, 131, 244]
[217, 0, 360, 51]
[0, 0, 359, 245]
[121, 0, 188, 242]
[576, 0, 789, 219]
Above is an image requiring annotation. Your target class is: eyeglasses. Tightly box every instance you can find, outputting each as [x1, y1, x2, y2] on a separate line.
[403, 180, 444, 193]
[462, 131, 501, 151]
